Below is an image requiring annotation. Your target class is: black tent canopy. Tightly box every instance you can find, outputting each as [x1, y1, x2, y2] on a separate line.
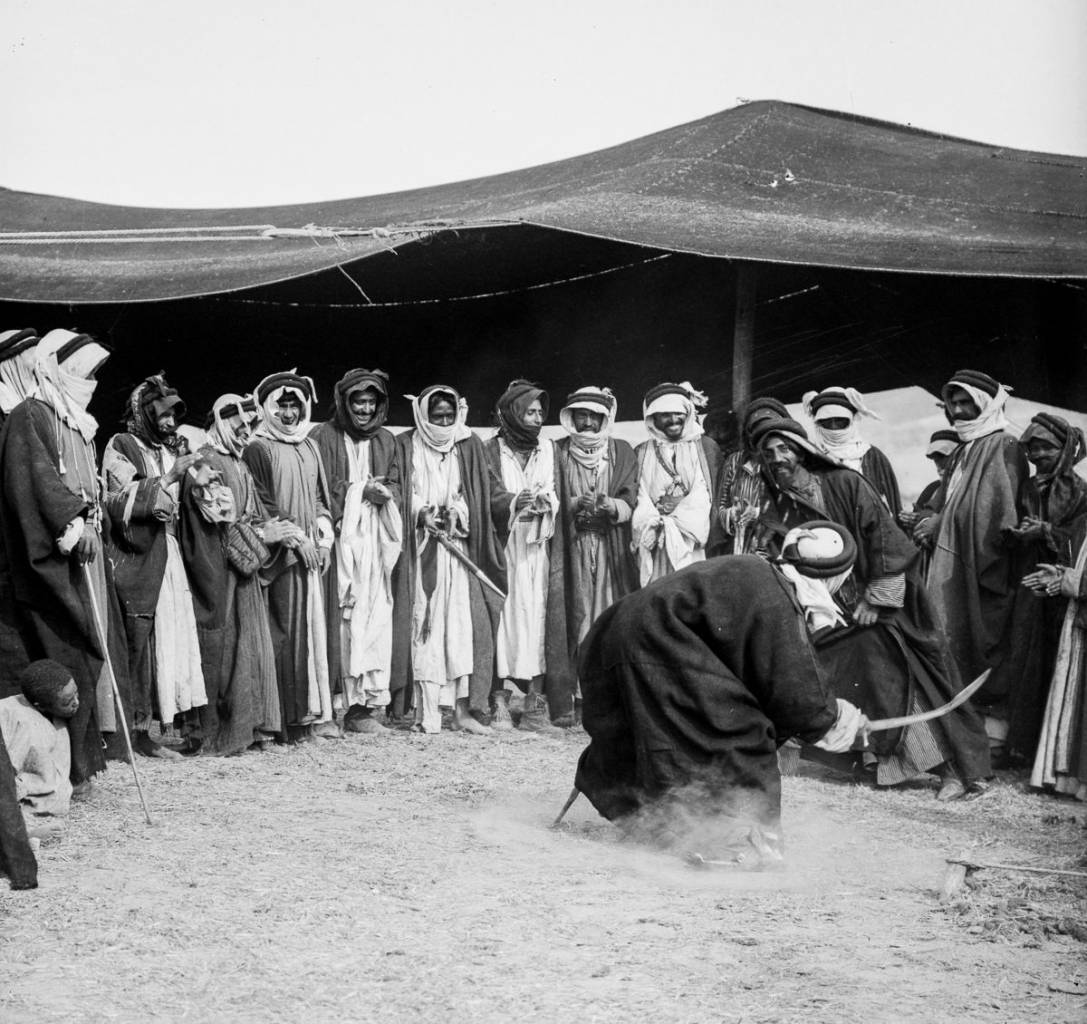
[0, 100, 1084, 420]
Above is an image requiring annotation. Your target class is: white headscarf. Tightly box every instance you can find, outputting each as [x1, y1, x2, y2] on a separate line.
[210, 393, 261, 459]
[406, 385, 471, 453]
[803, 387, 879, 471]
[777, 524, 855, 632]
[643, 382, 706, 445]
[0, 333, 39, 414]
[31, 329, 109, 442]
[944, 381, 1011, 443]
[560, 387, 616, 469]
[254, 371, 315, 445]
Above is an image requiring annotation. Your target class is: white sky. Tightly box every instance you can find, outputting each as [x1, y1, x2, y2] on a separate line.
[3, 0, 1085, 208]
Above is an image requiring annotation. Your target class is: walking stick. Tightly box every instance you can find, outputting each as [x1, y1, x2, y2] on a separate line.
[433, 532, 507, 601]
[550, 787, 581, 829]
[82, 562, 154, 826]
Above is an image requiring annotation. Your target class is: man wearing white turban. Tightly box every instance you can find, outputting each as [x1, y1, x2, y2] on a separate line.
[631, 382, 722, 585]
[802, 386, 901, 518]
[243, 370, 337, 742]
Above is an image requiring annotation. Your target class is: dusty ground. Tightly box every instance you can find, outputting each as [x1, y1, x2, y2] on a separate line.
[2, 726, 1085, 1024]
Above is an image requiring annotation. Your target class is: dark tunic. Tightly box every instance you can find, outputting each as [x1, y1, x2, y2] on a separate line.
[103, 432, 173, 723]
[554, 436, 639, 649]
[989, 471, 1087, 759]
[0, 401, 141, 783]
[178, 448, 280, 754]
[858, 446, 902, 519]
[761, 460, 991, 782]
[242, 435, 332, 733]
[926, 431, 1029, 689]
[389, 430, 506, 717]
[309, 422, 401, 699]
[483, 435, 575, 718]
[576, 557, 838, 829]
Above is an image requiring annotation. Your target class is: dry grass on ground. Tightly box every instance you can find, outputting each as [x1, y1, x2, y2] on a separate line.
[2, 728, 1085, 1024]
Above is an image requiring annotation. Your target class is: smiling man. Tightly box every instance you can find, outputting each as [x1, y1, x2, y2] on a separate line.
[311, 369, 402, 734]
[631, 382, 721, 585]
[751, 415, 991, 798]
[243, 370, 337, 743]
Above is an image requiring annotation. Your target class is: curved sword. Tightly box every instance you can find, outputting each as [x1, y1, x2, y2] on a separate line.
[862, 668, 990, 736]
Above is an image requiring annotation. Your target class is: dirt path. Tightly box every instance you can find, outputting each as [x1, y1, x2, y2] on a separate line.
[2, 729, 1084, 1024]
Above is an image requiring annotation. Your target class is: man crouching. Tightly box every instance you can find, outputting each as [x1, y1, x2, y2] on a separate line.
[574, 524, 863, 868]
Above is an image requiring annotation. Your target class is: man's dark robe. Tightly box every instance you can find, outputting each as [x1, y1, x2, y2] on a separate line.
[178, 449, 279, 754]
[103, 432, 172, 724]
[389, 430, 506, 718]
[859, 446, 902, 519]
[483, 436, 575, 719]
[309, 422, 401, 698]
[242, 435, 332, 733]
[990, 471, 1087, 760]
[761, 458, 991, 782]
[0, 400, 131, 782]
[576, 556, 838, 829]
[926, 431, 1028, 690]
[0, 725, 37, 889]
[554, 436, 639, 654]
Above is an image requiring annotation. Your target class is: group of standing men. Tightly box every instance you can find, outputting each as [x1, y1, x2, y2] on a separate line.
[1, 322, 1084, 885]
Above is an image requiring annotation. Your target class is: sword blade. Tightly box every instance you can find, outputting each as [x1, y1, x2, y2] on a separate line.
[864, 668, 990, 733]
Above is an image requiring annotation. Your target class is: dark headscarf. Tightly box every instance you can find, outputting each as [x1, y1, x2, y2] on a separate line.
[742, 396, 789, 450]
[1021, 412, 1087, 517]
[495, 379, 548, 452]
[333, 368, 390, 441]
[124, 372, 187, 452]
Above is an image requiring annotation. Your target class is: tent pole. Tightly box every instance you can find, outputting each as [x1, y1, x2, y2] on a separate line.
[731, 262, 756, 412]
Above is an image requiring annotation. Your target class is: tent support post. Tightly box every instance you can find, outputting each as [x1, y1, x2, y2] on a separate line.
[731, 262, 756, 412]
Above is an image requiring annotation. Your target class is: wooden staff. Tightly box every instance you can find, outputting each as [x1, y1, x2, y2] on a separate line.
[551, 787, 581, 829]
[82, 563, 153, 826]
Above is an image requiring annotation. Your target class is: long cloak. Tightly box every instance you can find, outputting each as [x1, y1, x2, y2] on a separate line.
[553, 435, 638, 652]
[859, 446, 902, 519]
[575, 556, 838, 828]
[310, 422, 401, 698]
[989, 472, 1087, 759]
[178, 448, 281, 754]
[0, 399, 132, 783]
[926, 431, 1028, 688]
[389, 430, 506, 717]
[1031, 526, 1087, 798]
[242, 435, 333, 732]
[484, 436, 574, 717]
[762, 460, 991, 782]
[104, 432, 206, 725]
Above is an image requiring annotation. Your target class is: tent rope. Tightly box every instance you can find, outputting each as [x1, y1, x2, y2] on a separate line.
[209, 253, 673, 309]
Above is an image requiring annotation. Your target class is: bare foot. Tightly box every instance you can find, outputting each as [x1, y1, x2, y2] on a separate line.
[452, 710, 492, 735]
[26, 819, 65, 841]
